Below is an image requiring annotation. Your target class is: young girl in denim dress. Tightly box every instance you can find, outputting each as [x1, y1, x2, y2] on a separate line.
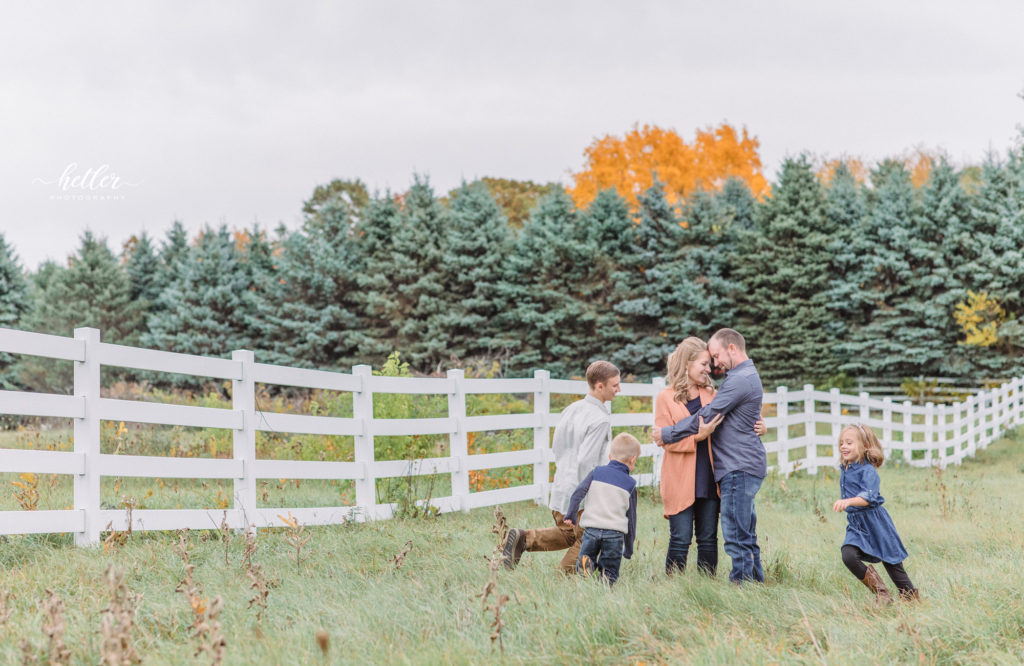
[833, 424, 919, 604]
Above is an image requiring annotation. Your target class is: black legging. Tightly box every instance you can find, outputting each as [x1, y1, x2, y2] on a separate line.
[841, 545, 916, 594]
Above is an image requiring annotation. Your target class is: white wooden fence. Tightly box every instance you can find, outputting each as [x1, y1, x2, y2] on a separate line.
[0, 327, 1021, 546]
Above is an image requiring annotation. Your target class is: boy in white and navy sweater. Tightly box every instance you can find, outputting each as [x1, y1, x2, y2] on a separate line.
[563, 433, 640, 586]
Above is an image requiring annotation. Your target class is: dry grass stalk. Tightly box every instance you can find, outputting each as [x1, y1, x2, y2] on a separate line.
[242, 527, 257, 570]
[278, 513, 311, 573]
[219, 510, 232, 567]
[0, 589, 12, 626]
[491, 506, 509, 550]
[99, 565, 142, 665]
[485, 593, 510, 653]
[103, 497, 137, 554]
[389, 540, 414, 570]
[246, 563, 270, 623]
[192, 595, 227, 664]
[41, 589, 72, 664]
[315, 629, 329, 657]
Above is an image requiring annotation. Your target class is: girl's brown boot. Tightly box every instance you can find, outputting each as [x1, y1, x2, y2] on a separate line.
[860, 565, 893, 606]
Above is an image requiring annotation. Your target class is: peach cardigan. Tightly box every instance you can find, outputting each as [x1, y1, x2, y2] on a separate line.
[654, 385, 716, 518]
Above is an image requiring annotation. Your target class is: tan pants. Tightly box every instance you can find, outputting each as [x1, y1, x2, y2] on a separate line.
[525, 510, 583, 574]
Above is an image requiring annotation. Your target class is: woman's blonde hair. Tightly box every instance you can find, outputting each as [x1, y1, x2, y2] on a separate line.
[666, 337, 713, 404]
[839, 423, 885, 468]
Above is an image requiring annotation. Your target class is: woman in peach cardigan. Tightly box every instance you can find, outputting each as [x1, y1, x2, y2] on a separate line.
[655, 337, 766, 575]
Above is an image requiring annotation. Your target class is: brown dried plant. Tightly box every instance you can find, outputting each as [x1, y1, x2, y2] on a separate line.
[41, 589, 71, 664]
[315, 629, 329, 658]
[242, 527, 257, 570]
[477, 541, 511, 653]
[103, 497, 137, 554]
[389, 540, 414, 570]
[192, 596, 227, 664]
[219, 510, 232, 567]
[175, 530, 227, 663]
[278, 513, 311, 573]
[491, 505, 509, 550]
[99, 565, 142, 665]
[246, 563, 269, 624]
[0, 589, 12, 626]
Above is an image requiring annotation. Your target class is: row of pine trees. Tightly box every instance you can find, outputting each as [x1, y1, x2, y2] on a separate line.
[1, 152, 1023, 392]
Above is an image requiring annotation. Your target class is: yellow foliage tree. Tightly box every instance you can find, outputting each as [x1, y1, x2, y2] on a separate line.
[954, 290, 1005, 347]
[568, 123, 770, 209]
[816, 156, 870, 186]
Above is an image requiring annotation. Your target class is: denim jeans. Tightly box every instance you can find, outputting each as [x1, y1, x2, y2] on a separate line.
[718, 470, 764, 584]
[577, 527, 625, 585]
[666, 498, 719, 575]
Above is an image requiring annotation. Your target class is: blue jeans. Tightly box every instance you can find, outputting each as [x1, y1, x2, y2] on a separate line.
[666, 498, 719, 575]
[577, 527, 625, 585]
[718, 471, 764, 584]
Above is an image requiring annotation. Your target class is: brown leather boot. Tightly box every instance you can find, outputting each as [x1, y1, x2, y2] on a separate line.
[860, 565, 893, 606]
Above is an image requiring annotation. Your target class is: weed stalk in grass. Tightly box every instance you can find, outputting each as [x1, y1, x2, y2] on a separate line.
[246, 563, 269, 624]
[34, 589, 71, 665]
[218, 510, 231, 567]
[278, 512, 311, 573]
[0, 590, 9, 626]
[103, 497, 137, 554]
[99, 565, 142, 665]
[11, 472, 40, 511]
[389, 540, 414, 570]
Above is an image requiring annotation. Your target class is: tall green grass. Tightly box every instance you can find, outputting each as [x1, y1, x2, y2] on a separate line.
[0, 431, 1022, 664]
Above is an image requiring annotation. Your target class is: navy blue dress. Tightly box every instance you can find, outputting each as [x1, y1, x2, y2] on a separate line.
[839, 461, 909, 564]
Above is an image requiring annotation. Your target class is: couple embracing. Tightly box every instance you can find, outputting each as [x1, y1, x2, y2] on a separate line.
[652, 328, 768, 585]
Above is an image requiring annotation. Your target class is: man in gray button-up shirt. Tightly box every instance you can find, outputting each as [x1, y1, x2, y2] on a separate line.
[652, 328, 767, 584]
[502, 361, 619, 573]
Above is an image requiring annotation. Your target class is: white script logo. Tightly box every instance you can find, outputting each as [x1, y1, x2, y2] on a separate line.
[33, 163, 142, 200]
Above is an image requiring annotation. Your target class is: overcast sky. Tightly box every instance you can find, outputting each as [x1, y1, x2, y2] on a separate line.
[2, 1, 1022, 270]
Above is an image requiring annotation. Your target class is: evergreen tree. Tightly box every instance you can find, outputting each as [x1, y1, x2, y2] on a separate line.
[352, 192, 404, 364]
[734, 156, 837, 386]
[363, 177, 450, 370]
[822, 162, 871, 377]
[606, 181, 683, 377]
[158, 220, 190, 286]
[19, 233, 143, 391]
[253, 202, 369, 369]
[429, 182, 513, 364]
[502, 188, 597, 377]
[0, 233, 29, 389]
[837, 161, 950, 379]
[143, 226, 255, 359]
[124, 232, 162, 312]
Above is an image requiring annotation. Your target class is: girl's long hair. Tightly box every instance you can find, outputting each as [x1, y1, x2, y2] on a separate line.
[666, 337, 713, 404]
[840, 424, 885, 468]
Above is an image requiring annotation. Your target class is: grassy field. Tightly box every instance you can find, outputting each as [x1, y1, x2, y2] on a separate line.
[0, 427, 1022, 664]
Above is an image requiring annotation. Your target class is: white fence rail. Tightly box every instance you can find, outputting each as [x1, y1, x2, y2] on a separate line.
[1, 327, 1022, 545]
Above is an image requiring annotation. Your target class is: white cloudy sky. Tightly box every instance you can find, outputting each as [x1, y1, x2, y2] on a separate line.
[1, 1, 1022, 269]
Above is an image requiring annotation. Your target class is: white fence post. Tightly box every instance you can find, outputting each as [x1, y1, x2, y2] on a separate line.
[882, 397, 893, 461]
[776, 386, 789, 475]
[532, 370, 550, 506]
[830, 388, 842, 460]
[352, 365, 376, 520]
[803, 384, 816, 474]
[447, 369, 469, 512]
[73, 327, 101, 546]
[965, 394, 977, 458]
[938, 402, 949, 466]
[651, 376, 666, 484]
[925, 402, 935, 467]
[902, 400, 913, 463]
[232, 350, 257, 531]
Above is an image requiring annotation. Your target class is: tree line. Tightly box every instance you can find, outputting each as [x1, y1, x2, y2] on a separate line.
[1, 151, 1023, 392]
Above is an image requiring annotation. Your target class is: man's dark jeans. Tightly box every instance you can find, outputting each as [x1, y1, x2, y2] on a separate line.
[666, 498, 719, 575]
[719, 470, 764, 584]
[577, 527, 625, 585]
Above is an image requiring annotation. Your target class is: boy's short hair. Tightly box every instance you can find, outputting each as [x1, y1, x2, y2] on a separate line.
[610, 433, 641, 462]
[586, 360, 620, 388]
[710, 328, 746, 353]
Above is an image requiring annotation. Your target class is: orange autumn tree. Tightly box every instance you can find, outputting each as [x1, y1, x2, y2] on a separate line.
[568, 123, 770, 209]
